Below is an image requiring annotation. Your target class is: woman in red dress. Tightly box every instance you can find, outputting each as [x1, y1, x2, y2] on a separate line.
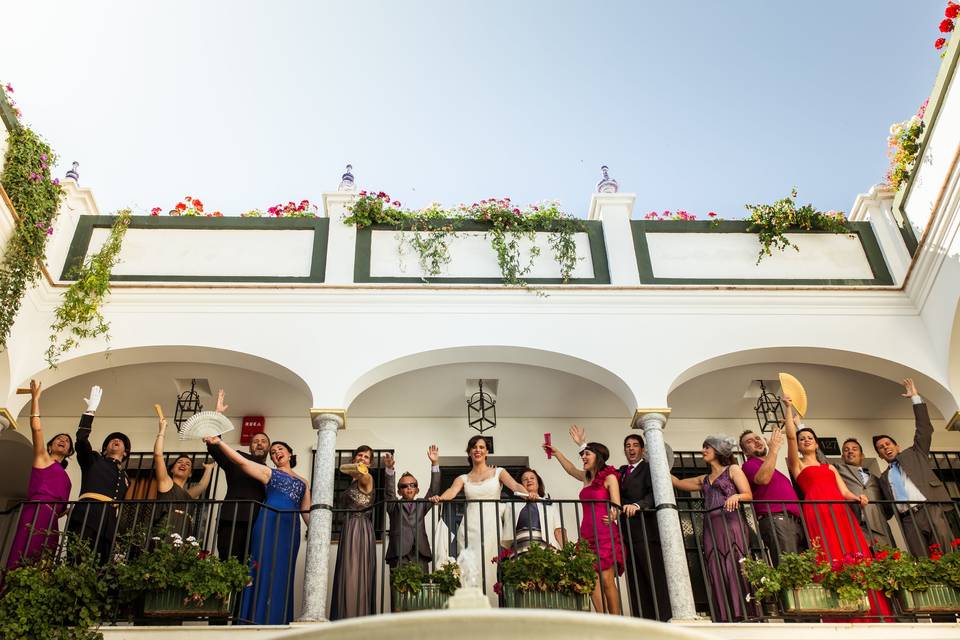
[783, 396, 892, 621]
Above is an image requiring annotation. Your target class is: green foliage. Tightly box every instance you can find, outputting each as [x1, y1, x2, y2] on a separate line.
[886, 105, 926, 191]
[345, 193, 585, 285]
[390, 561, 462, 596]
[116, 532, 249, 607]
[0, 537, 109, 640]
[741, 546, 821, 601]
[498, 541, 597, 595]
[0, 124, 64, 349]
[46, 210, 131, 367]
[744, 189, 847, 263]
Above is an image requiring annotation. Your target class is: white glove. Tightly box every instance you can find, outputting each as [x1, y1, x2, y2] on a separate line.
[84, 385, 102, 413]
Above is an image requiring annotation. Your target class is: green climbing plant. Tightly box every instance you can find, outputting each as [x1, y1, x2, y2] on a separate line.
[0, 107, 64, 349]
[45, 209, 131, 367]
[744, 188, 848, 264]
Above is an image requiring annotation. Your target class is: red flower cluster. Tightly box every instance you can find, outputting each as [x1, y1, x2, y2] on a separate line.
[358, 191, 401, 208]
[936, 2, 959, 49]
[266, 199, 318, 217]
[154, 195, 221, 217]
[644, 210, 718, 221]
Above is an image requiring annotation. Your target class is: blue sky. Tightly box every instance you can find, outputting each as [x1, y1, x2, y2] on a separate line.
[0, 1, 948, 219]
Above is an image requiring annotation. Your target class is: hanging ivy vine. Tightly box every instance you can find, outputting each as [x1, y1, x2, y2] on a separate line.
[344, 191, 584, 285]
[0, 123, 64, 349]
[744, 189, 848, 264]
[45, 209, 131, 367]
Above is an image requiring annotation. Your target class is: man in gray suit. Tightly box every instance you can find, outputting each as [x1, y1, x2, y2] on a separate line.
[873, 378, 956, 558]
[836, 438, 892, 548]
[384, 445, 442, 571]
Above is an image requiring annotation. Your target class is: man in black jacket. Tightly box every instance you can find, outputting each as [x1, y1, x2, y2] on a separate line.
[205, 390, 269, 561]
[570, 426, 671, 620]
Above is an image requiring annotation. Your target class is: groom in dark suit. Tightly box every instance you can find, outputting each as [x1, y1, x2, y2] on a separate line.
[384, 445, 442, 571]
[570, 426, 671, 621]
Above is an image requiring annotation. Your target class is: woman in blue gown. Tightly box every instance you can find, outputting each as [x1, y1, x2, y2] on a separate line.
[205, 436, 309, 624]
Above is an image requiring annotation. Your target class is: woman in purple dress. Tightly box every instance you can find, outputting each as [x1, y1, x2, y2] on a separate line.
[545, 437, 623, 614]
[671, 435, 754, 622]
[6, 380, 74, 568]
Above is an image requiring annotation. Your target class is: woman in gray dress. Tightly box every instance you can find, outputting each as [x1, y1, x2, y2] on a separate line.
[671, 435, 755, 622]
[152, 416, 214, 535]
[330, 445, 376, 620]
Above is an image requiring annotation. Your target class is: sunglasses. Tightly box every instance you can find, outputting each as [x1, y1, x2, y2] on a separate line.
[398, 482, 418, 489]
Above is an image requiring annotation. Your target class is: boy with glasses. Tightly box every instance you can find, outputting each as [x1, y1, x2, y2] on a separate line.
[384, 445, 441, 572]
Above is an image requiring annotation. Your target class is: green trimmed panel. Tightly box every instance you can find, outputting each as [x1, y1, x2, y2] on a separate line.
[630, 220, 893, 286]
[353, 219, 610, 284]
[62, 215, 329, 283]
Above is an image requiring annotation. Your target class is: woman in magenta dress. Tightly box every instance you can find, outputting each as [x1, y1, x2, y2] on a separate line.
[6, 380, 74, 568]
[783, 396, 892, 621]
[545, 435, 623, 614]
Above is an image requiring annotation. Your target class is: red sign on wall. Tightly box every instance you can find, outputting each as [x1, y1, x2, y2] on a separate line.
[241, 416, 265, 446]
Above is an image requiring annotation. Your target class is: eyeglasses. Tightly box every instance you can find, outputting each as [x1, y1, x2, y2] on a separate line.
[398, 483, 418, 489]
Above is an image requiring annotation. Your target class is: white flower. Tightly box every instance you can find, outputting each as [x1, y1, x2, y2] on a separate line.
[760, 576, 768, 583]
[191, 541, 199, 547]
[172, 539, 182, 547]
[738, 557, 746, 564]
[151, 536, 161, 542]
[745, 594, 752, 602]
[170, 533, 182, 540]
[186, 536, 196, 543]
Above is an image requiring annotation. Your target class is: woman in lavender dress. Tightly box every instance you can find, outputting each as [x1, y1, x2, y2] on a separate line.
[671, 435, 755, 622]
[6, 380, 74, 568]
[204, 436, 309, 624]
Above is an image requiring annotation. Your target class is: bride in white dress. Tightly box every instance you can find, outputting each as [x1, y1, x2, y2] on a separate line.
[431, 435, 537, 606]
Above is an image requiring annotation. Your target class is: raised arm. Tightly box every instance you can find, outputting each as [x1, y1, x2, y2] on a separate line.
[74, 385, 102, 470]
[153, 417, 173, 493]
[782, 397, 801, 478]
[28, 380, 51, 468]
[671, 473, 705, 493]
[426, 445, 441, 498]
[383, 452, 398, 516]
[203, 436, 270, 484]
[546, 443, 586, 482]
[430, 475, 465, 503]
[187, 461, 216, 499]
[725, 464, 753, 512]
[902, 379, 934, 454]
[751, 427, 783, 486]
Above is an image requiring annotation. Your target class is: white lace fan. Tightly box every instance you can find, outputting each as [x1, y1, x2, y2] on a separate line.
[178, 410, 235, 441]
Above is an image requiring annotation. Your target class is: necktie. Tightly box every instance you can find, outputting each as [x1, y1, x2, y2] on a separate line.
[859, 468, 869, 484]
[405, 502, 414, 514]
[890, 461, 909, 501]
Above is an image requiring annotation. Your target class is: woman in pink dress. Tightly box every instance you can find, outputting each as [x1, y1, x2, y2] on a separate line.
[783, 396, 892, 621]
[6, 380, 74, 568]
[545, 434, 623, 614]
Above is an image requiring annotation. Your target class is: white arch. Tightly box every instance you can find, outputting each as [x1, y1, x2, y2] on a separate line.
[948, 299, 960, 408]
[344, 345, 637, 415]
[9, 345, 312, 415]
[666, 346, 958, 417]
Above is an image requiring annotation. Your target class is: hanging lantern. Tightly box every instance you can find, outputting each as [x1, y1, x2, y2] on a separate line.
[174, 379, 203, 432]
[753, 380, 784, 433]
[467, 379, 497, 434]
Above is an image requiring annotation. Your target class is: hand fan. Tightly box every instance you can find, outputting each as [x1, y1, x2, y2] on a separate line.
[778, 372, 808, 417]
[178, 411, 234, 441]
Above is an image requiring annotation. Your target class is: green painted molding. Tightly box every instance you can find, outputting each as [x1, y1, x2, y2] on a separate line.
[630, 220, 893, 286]
[891, 32, 960, 257]
[353, 219, 610, 284]
[62, 215, 329, 283]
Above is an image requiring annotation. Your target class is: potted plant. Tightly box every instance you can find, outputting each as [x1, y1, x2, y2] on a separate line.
[741, 546, 870, 614]
[117, 532, 249, 618]
[390, 561, 461, 612]
[865, 541, 960, 613]
[495, 541, 595, 611]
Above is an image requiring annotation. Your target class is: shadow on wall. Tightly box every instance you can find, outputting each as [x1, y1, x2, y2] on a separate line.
[0, 428, 31, 509]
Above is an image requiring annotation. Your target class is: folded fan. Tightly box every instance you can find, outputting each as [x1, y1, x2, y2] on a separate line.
[178, 411, 234, 441]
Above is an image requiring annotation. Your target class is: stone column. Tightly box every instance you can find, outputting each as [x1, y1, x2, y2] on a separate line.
[298, 410, 344, 622]
[636, 410, 698, 621]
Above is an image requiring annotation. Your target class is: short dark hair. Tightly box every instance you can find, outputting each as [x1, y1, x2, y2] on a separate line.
[168, 454, 193, 474]
[842, 438, 862, 451]
[738, 429, 756, 450]
[623, 434, 644, 449]
[271, 441, 297, 468]
[46, 433, 75, 468]
[249, 431, 270, 443]
[872, 434, 898, 449]
[466, 435, 488, 465]
[796, 426, 818, 445]
[517, 467, 546, 497]
[352, 445, 373, 461]
[397, 472, 417, 492]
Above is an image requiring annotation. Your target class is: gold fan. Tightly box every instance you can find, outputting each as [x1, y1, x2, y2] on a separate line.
[778, 372, 808, 417]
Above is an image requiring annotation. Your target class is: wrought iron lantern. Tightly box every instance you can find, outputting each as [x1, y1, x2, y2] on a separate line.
[467, 379, 497, 434]
[753, 380, 784, 433]
[174, 379, 203, 431]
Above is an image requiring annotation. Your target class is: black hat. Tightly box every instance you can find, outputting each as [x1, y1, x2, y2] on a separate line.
[101, 432, 131, 456]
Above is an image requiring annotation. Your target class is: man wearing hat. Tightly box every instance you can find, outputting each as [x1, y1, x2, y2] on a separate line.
[67, 385, 130, 560]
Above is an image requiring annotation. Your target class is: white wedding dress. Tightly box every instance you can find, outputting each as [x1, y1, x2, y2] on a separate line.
[458, 468, 504, 607]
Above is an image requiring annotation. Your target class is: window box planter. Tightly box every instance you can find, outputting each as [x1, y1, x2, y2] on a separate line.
[780, 584, 869, 615]
[895, 584, 960, 613]
[501, 585, 590, 612]
[392, 583, 450, 612]
[142, 588, 231, 618]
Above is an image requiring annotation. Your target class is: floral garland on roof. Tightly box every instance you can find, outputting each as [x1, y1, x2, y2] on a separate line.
[935, 2, 958, 52]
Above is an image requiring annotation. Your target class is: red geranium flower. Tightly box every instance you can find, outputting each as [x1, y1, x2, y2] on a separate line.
[947, 4, 959, 19]
[936, 37, 947, 49]
[708, 212, 717, 217]
[876, 549, 889, 560]
[892, 551, 901, 560]
[175, 202, 187, 211]
[941, 19, 955, 32]
[150, 207, 161, 216]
